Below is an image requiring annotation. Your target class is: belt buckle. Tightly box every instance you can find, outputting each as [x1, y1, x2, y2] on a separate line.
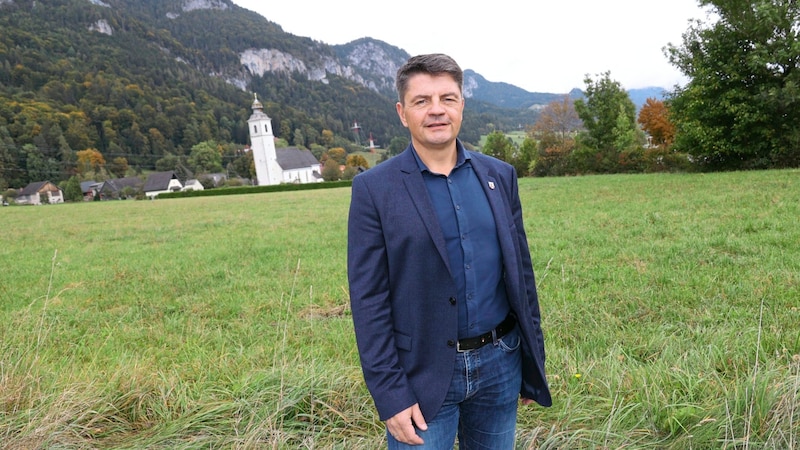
[456, 340, 467, 352]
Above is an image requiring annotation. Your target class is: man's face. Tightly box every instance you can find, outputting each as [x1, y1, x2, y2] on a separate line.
[396, 73, 464, 152]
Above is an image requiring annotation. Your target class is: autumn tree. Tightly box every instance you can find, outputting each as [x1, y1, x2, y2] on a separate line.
[326, 147, 347, 165]
[637, 98, 675, 148]
[530, 96, 581, 176]
[346, 154, 369, 169]
[321, 129, 335, 147]
[108, 156, 129, 178]
[666, 0, 800, 169]
[75, 148, 106, 176]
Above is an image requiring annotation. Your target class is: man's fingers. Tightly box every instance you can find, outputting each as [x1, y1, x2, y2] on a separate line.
[411, 403, 428, 431]
[386, 404, 425, 445]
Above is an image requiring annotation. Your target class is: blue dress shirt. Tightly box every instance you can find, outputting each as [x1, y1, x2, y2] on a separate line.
[412, 144, 510, 339]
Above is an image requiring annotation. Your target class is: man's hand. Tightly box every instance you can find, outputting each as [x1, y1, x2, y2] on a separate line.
[521, 397, 535, 406]
[386, 403, 428, 445]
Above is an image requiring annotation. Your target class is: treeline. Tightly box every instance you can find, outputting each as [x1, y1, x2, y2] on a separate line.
[485, 0, 800, 174]
[0, 0, 537, 191]
[0, 0, 403, 189]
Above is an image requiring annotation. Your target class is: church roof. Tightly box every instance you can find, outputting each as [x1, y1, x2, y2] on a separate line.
[276, 147, 320, 170]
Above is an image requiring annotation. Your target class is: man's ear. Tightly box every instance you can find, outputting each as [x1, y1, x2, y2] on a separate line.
[396, 102, 409, 127]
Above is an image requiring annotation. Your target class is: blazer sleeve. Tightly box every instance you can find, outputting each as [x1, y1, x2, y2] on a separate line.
[347, 174, 418, 420]
[507, 166, 551, 405]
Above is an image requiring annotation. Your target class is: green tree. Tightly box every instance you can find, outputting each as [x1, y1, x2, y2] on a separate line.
[321, 158, 341, 181]
[156, 153, 182, 172]
[665, 0, 800, 169]
[188, 141, 223, 174]
[516, 137, 537, 177]
[227, 150, 253, 179]
[64, 176, 83, 202]
[24, 144, 59, 183]
[482, 131, 515, 162]
[387, 136, 409, 156]
[574, 72, 639, 173]
[293, 128, 306, 148]
[342, 165, 359, 180]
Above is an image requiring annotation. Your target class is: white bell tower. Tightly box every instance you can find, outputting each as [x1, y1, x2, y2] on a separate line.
[248, 94, 281, 186]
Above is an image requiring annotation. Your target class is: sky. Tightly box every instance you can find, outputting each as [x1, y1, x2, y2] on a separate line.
[230, 0, 714, 94]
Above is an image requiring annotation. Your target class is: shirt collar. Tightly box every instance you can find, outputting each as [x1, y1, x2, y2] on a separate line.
[410, 139, 470, 174]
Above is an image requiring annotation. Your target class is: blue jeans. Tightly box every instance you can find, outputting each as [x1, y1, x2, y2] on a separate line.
[387, 326, 522, 449]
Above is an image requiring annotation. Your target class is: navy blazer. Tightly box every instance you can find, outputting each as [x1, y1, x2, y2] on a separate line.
[347, 144, 552, 421]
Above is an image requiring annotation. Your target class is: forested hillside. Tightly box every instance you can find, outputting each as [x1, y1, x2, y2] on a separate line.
[0, 0, 543, 189]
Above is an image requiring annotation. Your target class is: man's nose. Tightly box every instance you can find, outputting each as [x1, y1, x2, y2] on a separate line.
[428, 99, 446, 114]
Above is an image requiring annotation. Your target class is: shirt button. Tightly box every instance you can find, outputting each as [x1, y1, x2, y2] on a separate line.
[447, 340, 456, 348]
[449, 297, 457, 305]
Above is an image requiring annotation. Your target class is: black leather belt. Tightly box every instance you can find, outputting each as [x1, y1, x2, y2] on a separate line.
[457, 314, 517, 352]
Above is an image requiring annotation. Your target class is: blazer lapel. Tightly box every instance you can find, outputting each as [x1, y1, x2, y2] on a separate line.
[470, 157, 510, 231]
[470, 156, 516, 265]
[398, 149, 453, 275]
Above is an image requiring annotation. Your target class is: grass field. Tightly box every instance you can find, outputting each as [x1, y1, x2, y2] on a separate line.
[2, 169, 798, 449]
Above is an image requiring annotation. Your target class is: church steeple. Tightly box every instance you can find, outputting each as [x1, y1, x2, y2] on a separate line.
[251, 93, 264, 114]
[248, 93, 280, 185]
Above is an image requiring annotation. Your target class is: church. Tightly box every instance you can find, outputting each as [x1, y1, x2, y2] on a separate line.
[248, 95, 323, 185]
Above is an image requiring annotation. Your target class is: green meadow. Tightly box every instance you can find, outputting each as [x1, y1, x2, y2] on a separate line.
[2, 170, 798, 449]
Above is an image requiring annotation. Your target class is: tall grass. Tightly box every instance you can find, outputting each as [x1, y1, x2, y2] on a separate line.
[1, 170, 798, 449]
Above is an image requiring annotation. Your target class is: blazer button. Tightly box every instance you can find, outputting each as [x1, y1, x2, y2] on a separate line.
[449, 297, 456, 305]
[447, 340, 456, 348]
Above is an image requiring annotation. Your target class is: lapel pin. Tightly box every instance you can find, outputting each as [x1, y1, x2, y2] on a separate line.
[488, 181, 495, 190]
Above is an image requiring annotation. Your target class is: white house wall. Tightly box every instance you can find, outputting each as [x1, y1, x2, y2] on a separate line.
[47, 191, 64, 204]
[281, 167, 321, 183]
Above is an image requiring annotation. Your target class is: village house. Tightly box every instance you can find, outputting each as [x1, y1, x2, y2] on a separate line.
[16, 181, 64, 205]
[80, 180, 101, 201]
[98, 176, 144, 200]
[182, 179, 204, 192]
[143, 171, 182, 199]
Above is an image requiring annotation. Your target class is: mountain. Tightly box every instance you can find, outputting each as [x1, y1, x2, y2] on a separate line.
[463, 70, 581, 109]
[627, 87, 669, 109]
[0, 0, 663, 188]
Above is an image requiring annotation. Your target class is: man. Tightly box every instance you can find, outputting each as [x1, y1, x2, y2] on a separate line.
[347, 53, 551, 449]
